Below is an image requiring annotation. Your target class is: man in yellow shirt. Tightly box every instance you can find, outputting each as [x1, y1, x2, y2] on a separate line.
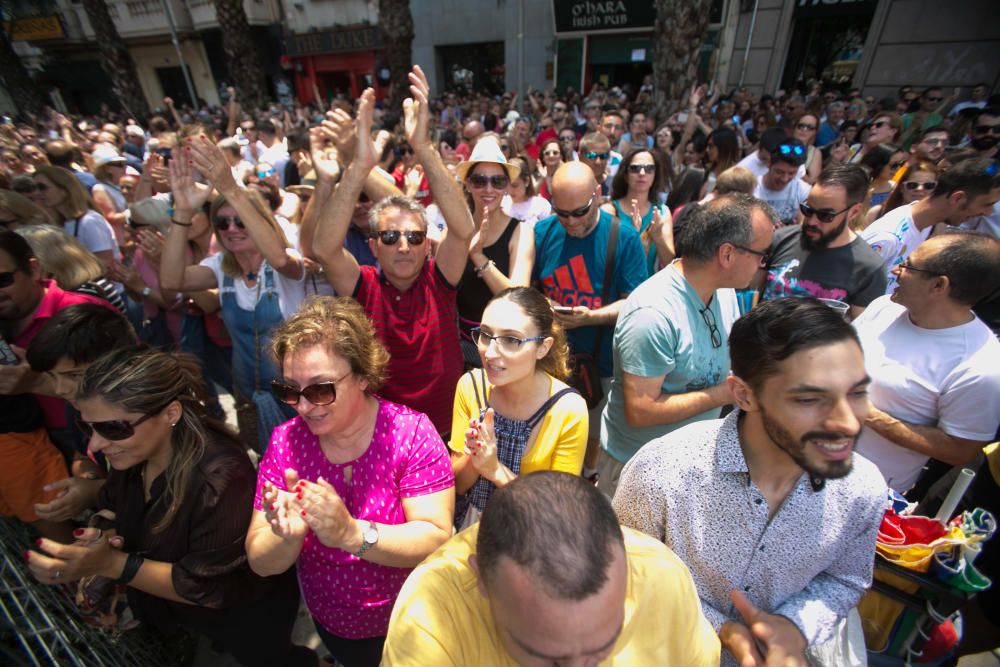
[382, 471, 720, 666]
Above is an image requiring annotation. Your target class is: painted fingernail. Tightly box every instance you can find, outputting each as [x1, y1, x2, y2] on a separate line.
[269, 503, 276, 511]
[73, 528, 85, 537]
[296, 492, 303, 500]
[35, 539, 42, 546]
[300, 510, 307, 517]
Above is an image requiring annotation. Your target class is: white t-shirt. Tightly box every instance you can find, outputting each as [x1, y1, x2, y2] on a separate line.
[753, 177, 811, 226]
[198, 251, 306, 319]
[860, 204, 932, 294]
[64, 210, 122, 261]
[854, 296, 1000, 491]
[737, 152, 806, 181]
[502, 195, 552, 226]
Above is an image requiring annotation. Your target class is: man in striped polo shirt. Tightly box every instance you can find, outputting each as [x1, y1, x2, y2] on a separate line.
[312, 67, 474, 434]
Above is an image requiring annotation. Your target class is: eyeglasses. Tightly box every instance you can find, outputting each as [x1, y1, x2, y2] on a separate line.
[903, 181, 937, 191]
[271, 372, 351, 406]
[974, 125, 1000, 136]
[777, 144, 805, 156]
[925, 96, 944, 103]
[256, 168, 275, 179]
[397, 146, 414, 156]
[75, 400, 174, 441]
[213, 216, 245, 230]
[471, 327, 546, 353]
[731, 243, 770, 266]
[796, 123, 817, 131]
[699, 305, 723, 349]
[376, 229, 426, 246]
[468, 173, 510, 190]
[799, 202, 856, 224]
[0, 270, 18, 288]
[871, 120, 890, 129]
[552, 196, 595, 219]
[921, 138, 947, 146]
[543, 150, 562, 158]
[628, 164, 656, 174]
[898, 260, 944, 277]
[583, 151, 609, 161]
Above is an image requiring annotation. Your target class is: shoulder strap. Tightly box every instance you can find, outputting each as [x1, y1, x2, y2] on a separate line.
[592, 216, 620, 362]
[525, 387, 579, 429]
[469, 369, 486, 414]
[72, 217, 81, 238]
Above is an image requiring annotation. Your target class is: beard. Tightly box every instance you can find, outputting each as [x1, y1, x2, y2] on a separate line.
[800, 216, 849, 251]
[971, 136, 999, 152]
[759, 404, 858, 480]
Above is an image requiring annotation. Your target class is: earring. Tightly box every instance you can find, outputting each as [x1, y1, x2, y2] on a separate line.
[170, 422, 177, 428]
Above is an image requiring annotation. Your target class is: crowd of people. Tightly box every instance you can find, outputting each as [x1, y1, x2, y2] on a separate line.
[1, 65, 1000, 666]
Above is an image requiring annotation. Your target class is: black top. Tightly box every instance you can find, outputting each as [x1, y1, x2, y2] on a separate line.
[0, 394, 43, 433]
[456, 216, 519, 334]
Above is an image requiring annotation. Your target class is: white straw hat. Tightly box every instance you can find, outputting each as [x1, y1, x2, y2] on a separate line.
[455, 137, 520, 183]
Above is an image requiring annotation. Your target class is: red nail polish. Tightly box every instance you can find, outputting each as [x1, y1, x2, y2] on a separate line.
[300, 510, 307, 517]
[73, 528, 85, 537]
[24, 551, 30, 561]
[296, 492, 303, 500]
[269, 503, 276, 511]
[35, 539, 42, 546]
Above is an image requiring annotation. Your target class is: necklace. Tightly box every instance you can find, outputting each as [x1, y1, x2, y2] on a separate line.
[246, 270, 258, 282]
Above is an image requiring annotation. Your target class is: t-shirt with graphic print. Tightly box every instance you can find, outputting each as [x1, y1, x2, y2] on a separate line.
[762, 225, 887, 307]
[533, 209, 649, 377]
[860, 203, 932, 295]
[753, 177, 811, 226]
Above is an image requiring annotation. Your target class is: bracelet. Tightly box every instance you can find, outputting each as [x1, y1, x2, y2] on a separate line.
[171, 218, 192, 227]
[475, 259, 494, 277]
[116, 553, 145, 585]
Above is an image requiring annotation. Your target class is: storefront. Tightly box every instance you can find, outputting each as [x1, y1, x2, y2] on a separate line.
[780, 0, 878, 89]
[285, 25, 386, 105]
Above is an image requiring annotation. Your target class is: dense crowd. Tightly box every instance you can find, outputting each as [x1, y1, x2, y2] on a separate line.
[1, 66, 999, 666]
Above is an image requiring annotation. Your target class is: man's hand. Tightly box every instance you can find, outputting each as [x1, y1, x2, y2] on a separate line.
[0, 345, 34, 394]
[727, 590, 808, 667]
[403, 66, 433, 152]
[354, 89, 378, 173]
[554, 305, 593, 330]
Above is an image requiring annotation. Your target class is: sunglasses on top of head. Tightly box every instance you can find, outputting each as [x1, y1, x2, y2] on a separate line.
[75, 400, 175, 441]
[777, 144, 805, 156]
[213, 216, 245, 231]
[256, 168, 275, 179]
[376, 229, 426, 246]
[467, 173, 510, 190]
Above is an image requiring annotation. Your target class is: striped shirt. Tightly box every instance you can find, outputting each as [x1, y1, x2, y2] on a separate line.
[354, 260, 462, 434]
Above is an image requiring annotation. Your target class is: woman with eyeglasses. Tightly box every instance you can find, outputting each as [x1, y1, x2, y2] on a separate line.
[533, 137, 564, 201]
[450, 287, 586, 527]
[30, 165, 121, 268]
[0, 188, 50, 230]
[161, 135, 305, 452]
[27, 347, 313, 666]
[792, 112, 823, 183]
[601, 149, 674, 273]
[456, 137, 535, 367]
[500, 156, 552, 227]
[867, 160, 940, 222]
[860, 143, 908, 209]
[246, 297, 454, 667]
[847, 113, 902, 164]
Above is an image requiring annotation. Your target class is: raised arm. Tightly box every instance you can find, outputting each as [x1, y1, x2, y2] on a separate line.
[159, 154, 217, 293]
[297, 124, 340, 259]
[406, 66, 474, 286]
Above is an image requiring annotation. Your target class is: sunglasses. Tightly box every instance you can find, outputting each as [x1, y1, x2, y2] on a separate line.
[468, 173, 510, 189]
[904, 181, 936, 191]
[628, 164, 656, 174]
[397, 146, 414, 156]
[559, 135, 576, 143]
[213, 215, 245, 230]
[583, 151, 609, 161]
[256, 168, 275, 179]
[75, 401, 173, 441]
[33, 182, 51, 192]
[0, 270, 18, 288]
[871, 120, 890, 129]
[376, 229, 426, 246]
[699, 305, 723, 349]
[271, 373, 350, 406]
[777, 144, 805, 156]
[800, 202, 855, 223]
[925, 96, 943, 103]
[974, 125, 1000, 136]
[796, 123, 817, 131]
[552, 196, 594, 219]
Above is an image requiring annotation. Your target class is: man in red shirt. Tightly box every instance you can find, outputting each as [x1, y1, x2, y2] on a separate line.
[313, 67, 474, 434]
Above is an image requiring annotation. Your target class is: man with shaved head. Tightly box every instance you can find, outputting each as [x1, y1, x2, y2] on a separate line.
[533, 162, 649, 482]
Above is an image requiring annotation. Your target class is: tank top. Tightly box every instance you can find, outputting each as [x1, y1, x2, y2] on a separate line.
[456, 216, 519, 336]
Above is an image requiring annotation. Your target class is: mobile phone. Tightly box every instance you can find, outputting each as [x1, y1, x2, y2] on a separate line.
[0, 337, 19, 365]
[553, 306, 574, 314]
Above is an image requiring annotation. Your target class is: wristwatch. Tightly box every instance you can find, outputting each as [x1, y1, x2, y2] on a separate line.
[355, 520, 379, 559]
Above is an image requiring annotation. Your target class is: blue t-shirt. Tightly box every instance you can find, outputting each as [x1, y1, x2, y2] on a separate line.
[601, 263, 739, 463]
[533, 209, 649, 377]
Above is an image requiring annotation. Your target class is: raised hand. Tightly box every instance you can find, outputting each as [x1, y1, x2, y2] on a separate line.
[465, 409, 500, 479]
[353, 88, 378, 173]
[308, 125, 340, 183]
[403, 66, 432, 151]
[469, 206, 490, 265]
[167, 147, 212, 213]
[186, 134, 239, 196]
[321, 109, 356, 168]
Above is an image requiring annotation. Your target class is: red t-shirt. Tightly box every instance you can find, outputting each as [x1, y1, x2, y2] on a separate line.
[13, 280, 112, 429]
[353, 260, 462, 434]
[391, 164, 433, 207]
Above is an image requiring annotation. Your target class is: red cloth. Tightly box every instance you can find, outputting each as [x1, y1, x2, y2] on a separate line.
[454, 143, 472, 161]
[353, 260, 462, 434]
[12, 280, 112, 429]
[391, 164, 433, 207]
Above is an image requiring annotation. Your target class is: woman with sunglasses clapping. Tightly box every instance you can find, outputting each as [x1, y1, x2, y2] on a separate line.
[601, 148, 674, 273]
[27, 348, 313, 667]
[246, 297, 454, 667]
[160, 135, 306, 452]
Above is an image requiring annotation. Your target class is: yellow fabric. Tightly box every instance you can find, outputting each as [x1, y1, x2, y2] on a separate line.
[382, 525, 721, 667]
[449, 372, 588, 475]
[984, 442, 1000, 485]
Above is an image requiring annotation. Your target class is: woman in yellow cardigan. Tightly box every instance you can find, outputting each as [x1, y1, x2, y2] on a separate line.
[449, 287, 588, 527]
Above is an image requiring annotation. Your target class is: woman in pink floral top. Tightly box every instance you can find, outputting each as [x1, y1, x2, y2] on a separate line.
[245, 297, 455, 667]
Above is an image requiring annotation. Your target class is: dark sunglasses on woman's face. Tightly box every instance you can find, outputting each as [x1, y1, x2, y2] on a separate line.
[628, 164, 656, 174]
[904, 181, 937, 191]
[272, 379, 341, 406]
[468, 173, 510, 190]
[213, 216, 245, 231]
[75, 402, 172, 441]
[396, 146, 414, 156]
[796, 123, 817, 131]
[376, 229, 426, 246]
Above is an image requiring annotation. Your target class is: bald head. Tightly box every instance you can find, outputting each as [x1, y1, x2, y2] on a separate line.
[551, 163, 600, 237]
[463, 120, 485, 144]
[552, 161, 598, 194]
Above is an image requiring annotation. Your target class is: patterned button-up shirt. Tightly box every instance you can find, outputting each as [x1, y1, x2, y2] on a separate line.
[613, 410, 886, 655]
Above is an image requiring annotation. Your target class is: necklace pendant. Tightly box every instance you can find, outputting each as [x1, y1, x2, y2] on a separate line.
[246, 271, 257, 282]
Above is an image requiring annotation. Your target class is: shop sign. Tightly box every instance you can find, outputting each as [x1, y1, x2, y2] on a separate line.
[2, 16, 64, 41]
[553, 0, 656, 34]
[285, 26, 383, 57]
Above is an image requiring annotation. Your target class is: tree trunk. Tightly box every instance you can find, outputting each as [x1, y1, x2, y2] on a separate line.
[80, 0, 151, 119]
[0, 26, 45, 118]
[213, 0, 268, 111]
[377, 0, 414, 113]
[650, 0, 713, 123]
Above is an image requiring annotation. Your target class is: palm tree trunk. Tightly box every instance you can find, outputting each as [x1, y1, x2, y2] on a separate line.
[213, 0, 268, 111]
[651, 0, 713, 123]
[0, 26, 45, 118]
[80, 0, 151, 119]
[377, 0, 414, 113]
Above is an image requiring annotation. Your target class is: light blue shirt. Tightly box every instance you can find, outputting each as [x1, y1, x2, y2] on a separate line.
[601, 263, 739, 463]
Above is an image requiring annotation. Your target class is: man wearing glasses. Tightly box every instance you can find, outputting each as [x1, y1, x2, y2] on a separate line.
[862, 157, 1000, 295]
[577, 132, 613, 198]
[753, 138, 811, 226]
[966, 107, 999, 160]
[909, 127, 950, 165]
[761, 165, 886, 319]
[533, 162, 648, 483]
[599, 194, 775, 496]
[853, 232, 1000, 492]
